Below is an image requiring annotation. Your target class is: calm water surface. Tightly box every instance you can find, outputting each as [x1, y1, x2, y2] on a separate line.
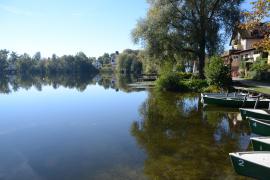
[0, 75, 251, 180]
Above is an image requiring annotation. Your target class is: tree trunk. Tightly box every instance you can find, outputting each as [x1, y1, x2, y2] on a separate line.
[198, 50, 205, 79]
[198, 0, 206, 79]
[198, 28, 206, 79]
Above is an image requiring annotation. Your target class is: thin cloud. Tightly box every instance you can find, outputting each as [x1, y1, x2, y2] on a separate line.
[0, 4, 32, 16]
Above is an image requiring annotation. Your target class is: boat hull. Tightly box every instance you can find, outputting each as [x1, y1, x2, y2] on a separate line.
[203, 96, 270, 108]
[251, 138, 270, 151]
[248, 118, 270, 136]
[240, 108, 270, 121]
[230, 153, 270, 179]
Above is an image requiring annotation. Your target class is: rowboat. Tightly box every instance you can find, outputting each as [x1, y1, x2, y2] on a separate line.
[201, 93, 246, 102]
[202, 96, 270, 108]
[251, 137, 270, 151]
[229, 152, 270, 179]
[248, 118, 270, 136]
[201, 93, 246, 98]
[240, 108, 270, 120]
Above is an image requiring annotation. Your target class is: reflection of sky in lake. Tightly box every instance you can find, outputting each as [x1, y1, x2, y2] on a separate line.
[214, 117, 230, 142]
[0, 85, 147, 180]
[177, 96, 199, 116]
[0, 80, 253, 179]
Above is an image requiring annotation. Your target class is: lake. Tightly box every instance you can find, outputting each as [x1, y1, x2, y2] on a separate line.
[0, 74, 251, 180]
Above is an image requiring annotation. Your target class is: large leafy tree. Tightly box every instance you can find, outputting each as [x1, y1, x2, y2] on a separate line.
[0, 49, 9, 74]
[132, 0, 242, 78]
[241, 0, 270, 50]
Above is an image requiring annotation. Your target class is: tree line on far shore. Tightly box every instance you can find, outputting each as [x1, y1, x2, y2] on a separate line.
[0, 50, 98, 76]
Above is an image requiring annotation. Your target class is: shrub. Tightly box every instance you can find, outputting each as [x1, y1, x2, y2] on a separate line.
[205, 56, 232, 87]
[176, 72, 193, 79]
[239, 60, 246, 78]
[156, 72, 187, 92]
[202, 85, 222, 93]
[249, 58, 270, 80]
[183, 79, 208, 91]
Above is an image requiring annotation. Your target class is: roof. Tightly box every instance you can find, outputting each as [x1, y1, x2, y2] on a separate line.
[230, 23, 268, 45]
[232, 48, 256, 54]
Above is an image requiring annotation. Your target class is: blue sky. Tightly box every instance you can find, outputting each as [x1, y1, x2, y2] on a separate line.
[0, 0, 252, 58]
[0, 0, 148, 57]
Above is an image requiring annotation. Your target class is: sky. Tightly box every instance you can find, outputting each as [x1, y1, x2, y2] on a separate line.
[0, 0, 253, 58]
[0, 0, 148, 58]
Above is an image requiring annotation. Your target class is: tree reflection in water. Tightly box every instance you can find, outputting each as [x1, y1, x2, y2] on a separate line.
[131, 90, 250, 179]
[0, 73, 142, 94]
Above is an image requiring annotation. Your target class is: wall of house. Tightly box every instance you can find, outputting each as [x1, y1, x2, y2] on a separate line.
[240, 39, 247, 50]
[231, 59, 240, 77]
[246, 39, 261, 50]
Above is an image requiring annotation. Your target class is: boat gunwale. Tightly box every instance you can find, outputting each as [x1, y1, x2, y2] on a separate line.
[240, 108, 270, 115]
[229, 152, 270, 168]
[248, 117, 270, 125]
[204, 96, 270, 102]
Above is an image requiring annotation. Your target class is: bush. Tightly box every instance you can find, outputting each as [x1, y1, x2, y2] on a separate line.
[183, 79, 208, 91]
[156, 72, 208, 92]
[156, 72, 187, 92]
[205, 56, 232, 87]
[202, 85, 222, 93]
[249, 58, 270, 80]
[176, 72, 193, 79]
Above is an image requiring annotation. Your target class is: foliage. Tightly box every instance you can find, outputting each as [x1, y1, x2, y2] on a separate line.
[248, 58, 270, 80]
[132, 0, 242, 77]
[97, 53, 111, 65]
[99, 65, 114, 73]
[116, 49, 142, 74]
[0, 49, 9, 74]
[138, 51, 160, 74]
[202, 85, 222, 93]
[205, 56, 232, 87]
[0, 50, 98, 76]
[240, 0, 270, 50]
[176, 72, 193, 80]
[156, 72, 184, 91]
[183, 79, 208, 92]
[156, 71, 208, 92]
[239, 60, 246, 78]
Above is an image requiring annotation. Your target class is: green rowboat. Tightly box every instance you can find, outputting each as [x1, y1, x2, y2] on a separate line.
[201, 93, 246, 98]
[202, 96, 270, 108]
[229, 152, 270, 179]
[248, 118, 270, 136]
[240, 108, 270, 120]
[251, 137, 270, 151]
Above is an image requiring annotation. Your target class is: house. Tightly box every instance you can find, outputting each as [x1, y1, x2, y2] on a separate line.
[222, 24, 269, 77]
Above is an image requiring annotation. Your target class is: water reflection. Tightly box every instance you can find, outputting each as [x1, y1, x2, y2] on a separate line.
[0, 76, 148, 180]
[0, 73, 143, 94]
[0, 74, 253, 179]
[131, 90, 250, 179]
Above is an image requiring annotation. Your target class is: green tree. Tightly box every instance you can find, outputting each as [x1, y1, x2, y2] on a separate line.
[33, 52, 41, 61]
[9, 51, 19, 64]
[16, 53, 33, 74]
[98, 53, 111, 65]
[0, 49, 9, 74]
[205, 56, 232, 87]
[240, 0, 270, 50]
[132, 0, 242, 78]
[116, 49, 142, 74]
